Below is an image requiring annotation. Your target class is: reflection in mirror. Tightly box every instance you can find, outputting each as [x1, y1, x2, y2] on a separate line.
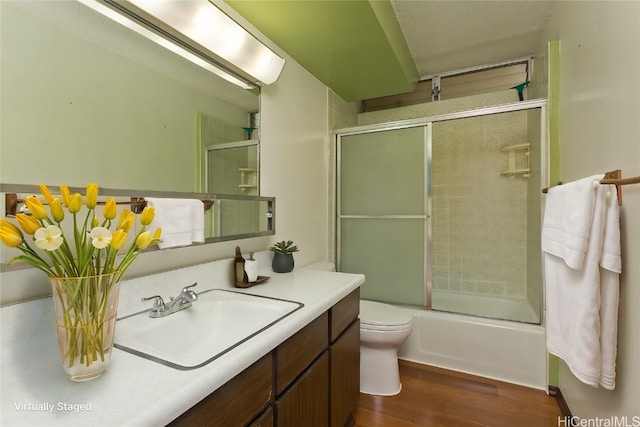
[1, 185, 275, 272]
[208, 198, 273, 240]
[205, 141, 259, 195]
[199, 113, 260, 196]
[0, 1, 273, 258]
[0, 1, 259, 192]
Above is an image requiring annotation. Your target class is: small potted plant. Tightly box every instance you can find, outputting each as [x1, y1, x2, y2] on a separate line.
[269, 240, 298, 273]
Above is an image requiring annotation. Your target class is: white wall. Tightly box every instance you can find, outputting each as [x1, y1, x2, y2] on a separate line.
[540, 1, 640, 418]
[259, 60, 331, 267]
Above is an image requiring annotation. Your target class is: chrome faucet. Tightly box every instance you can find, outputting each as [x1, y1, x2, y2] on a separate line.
[142, 283, 198, 318]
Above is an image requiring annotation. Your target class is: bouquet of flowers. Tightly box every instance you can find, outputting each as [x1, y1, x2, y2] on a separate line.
[0, 183, 162, 379]
[0, 183, 161, 278]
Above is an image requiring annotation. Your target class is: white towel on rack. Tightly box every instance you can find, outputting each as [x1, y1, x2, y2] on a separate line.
[543, 178, 621, 390]
[542, 175, 604, 269]
[598, 185, 621, 390]
[145, 198, 204, 249]
[190, 200, 205, 244]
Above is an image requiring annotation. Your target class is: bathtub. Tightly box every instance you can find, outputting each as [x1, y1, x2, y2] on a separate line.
[431, 290, 541, 324]
[397, 301, 547, 390]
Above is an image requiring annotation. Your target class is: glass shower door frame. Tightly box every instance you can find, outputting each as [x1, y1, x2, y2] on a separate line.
[335, 99, 548, 316]
[336, 123, 432, 308]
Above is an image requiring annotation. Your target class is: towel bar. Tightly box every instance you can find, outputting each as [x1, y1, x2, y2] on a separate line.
[542, 170, 640, 205]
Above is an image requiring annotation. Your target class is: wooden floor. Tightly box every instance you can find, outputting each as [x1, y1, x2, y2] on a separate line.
[353, 360, 562, 427]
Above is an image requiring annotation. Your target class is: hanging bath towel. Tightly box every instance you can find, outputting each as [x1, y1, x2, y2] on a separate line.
[543, 176, 621, 389]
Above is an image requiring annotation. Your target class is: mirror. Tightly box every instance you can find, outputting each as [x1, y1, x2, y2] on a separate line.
[0, 1, 272, 265]
[0, 1, 259, 191]
[0, 184, 275, 270]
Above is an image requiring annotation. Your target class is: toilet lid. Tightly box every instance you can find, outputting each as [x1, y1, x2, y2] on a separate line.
[359, 300, 412, 327]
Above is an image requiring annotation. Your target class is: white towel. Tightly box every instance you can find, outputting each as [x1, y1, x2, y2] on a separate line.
[598, 186, 621, 390]
[145, 198, 205, 249]
[190, 200, 205, 244]
[542, 175, 603, 269]
[543, 178, 621, 390]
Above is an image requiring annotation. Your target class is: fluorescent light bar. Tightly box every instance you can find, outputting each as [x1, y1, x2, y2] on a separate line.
[90, 0, 285, 87]
[77, 0, 255, 89]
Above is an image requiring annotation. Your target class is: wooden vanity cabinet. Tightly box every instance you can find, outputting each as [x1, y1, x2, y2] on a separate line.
[169, 288, 360, 427]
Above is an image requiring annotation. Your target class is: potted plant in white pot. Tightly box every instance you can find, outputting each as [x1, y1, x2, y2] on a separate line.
[269, 240, 298, 273]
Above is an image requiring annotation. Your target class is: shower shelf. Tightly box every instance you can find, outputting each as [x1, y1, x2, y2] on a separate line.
[500, 143, 530, 178]
[239, 168, 257, 191]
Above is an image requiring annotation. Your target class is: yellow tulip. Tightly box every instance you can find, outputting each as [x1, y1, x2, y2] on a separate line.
[92, 215, 99, 228]
[140, 207, 155, 226]
[0, 228, 23, 247]
[0, 218, 22, 236]
[68, 193, 82, 213]
[0, 219, 23, 247]
[50, 198, 64, 222]
[86, 183, 99, 209]
[16, 214, 40, 235]
[39, 184, 54, 205]
[103, 198, 117, 220]
[110, 229, 127, 250]
[135, 231, 152, 250]
[118, 209, 134, 232]
[152, 227, 162, 241]
[25, 196, 47, 220]
[60, 185, 71, 207]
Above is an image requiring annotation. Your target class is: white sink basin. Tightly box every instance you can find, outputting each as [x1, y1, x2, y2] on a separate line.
[114, 289, 303, 369]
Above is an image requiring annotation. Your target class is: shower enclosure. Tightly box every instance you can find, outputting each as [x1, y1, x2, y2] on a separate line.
[337, 101, 546, 324]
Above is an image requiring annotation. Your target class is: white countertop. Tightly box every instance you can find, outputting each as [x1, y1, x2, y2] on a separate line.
[0, 258, 364, 427]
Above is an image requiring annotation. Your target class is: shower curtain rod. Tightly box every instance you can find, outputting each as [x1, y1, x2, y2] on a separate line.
[541, 170, 640, 205]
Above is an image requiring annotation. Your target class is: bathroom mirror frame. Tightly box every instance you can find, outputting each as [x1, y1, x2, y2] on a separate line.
[0, 183, 275, 272]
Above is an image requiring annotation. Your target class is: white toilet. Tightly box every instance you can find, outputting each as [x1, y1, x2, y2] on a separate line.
[359, 300, 413, 396]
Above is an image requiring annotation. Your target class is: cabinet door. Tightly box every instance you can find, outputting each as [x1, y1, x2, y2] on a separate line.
[168, 354, 272, 427]
[276, 351, 329, 427]
[330, 320, 360, 427]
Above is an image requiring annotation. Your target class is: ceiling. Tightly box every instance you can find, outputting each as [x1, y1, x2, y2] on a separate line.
[225, 0, 555, 102]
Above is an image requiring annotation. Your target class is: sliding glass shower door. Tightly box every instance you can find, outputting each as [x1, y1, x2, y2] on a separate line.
[337, 125, 430, 305]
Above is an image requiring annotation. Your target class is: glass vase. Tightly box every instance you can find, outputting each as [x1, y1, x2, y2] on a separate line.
[49, 272, 121, 381]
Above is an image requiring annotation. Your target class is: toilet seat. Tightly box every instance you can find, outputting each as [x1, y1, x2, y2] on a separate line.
[359, 300, 412, 331]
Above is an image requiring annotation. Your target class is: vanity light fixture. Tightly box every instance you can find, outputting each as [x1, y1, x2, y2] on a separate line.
[78, 0, 285, 89]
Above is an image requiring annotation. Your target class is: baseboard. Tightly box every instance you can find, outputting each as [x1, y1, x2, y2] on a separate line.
[548, 386, 572, 418]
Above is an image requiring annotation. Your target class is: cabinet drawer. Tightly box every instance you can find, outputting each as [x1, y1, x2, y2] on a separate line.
[276, 351, 329, 427]
[168, 353, 272, 427]
[330, 288, 360, 342]
[276, 311, 329, 394]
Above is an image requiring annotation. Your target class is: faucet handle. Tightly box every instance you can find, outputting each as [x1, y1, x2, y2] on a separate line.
[182, 282, 198, 301]
[141, 295, 165, 311]
[183, 282, 198, 291]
